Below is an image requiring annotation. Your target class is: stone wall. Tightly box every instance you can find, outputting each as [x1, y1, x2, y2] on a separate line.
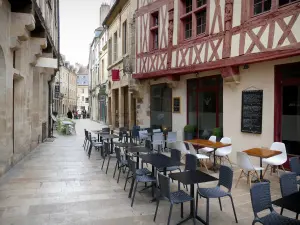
[0, 0, 57, 177]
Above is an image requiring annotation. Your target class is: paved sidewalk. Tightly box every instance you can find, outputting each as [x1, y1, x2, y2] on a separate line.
[0, 119, 291, 225]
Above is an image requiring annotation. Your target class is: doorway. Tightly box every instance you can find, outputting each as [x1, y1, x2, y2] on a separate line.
[187, 76, 223, 138]
[114, 89, 119, 127]
[275, 62, 300, 157]
[123, 86, 129, 128]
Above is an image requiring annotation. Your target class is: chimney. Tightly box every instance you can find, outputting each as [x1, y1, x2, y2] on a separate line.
[100, 3, 110, 27]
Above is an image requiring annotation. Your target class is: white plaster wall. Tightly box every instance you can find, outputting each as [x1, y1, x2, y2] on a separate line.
[224, 56, 300, 164]
[232, 0, 241, 28]
[173, 0, 178, 46]
[209, 0, 225, 34]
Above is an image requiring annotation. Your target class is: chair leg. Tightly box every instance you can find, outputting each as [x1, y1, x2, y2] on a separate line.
[280, 165, 286, 172]
[229, 195, 238, 223]
[192, 200, 196, 225]
[280, 207, 284, 215]
[113, 162, 118, 178]
[101, 157, 106, 170]
[181, 203, 183, 218]
[106, 156, 111, 174]
[124, 169, 131, 190]
[218, 198, 222, 211]
[153, 199, 160, 221]
[117, 166, 122, 183]
[196, 192, 199, 216]
[235, 170, 243, 188]
[206, 198, 210, 225]
[167, 203, 173, 225]
[202, 160, 209, 173]
[131, 181, 138, 207]
[263, 164, 269, 178]
[296, 213, 299, 220]
[226, 155, 233, 168]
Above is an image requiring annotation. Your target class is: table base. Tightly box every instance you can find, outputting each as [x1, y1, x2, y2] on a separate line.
[177, 215, 206, 225]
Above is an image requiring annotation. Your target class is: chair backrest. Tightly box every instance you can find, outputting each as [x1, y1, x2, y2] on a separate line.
[145, 139, 152, 149]
[185, 154, 197, 171]
[104, 142, 110, 155]
[153, 129, 161, 133]
[187, 143, 197, 155]
[179, 141, 190, 154]
[115, 147, 122, 162]
[270, 142, 287, 163]
[290, 157, 300, 176]
[280, 172, 298, 197]
[102, 127, 110, 133]
[218, 165, 233, 191]
[128, 157, 136, 176]
[146, 128, 153, 134]
[216, 137, 232, 155]
[250, 182, 273, 215]
[171, 149, 181, 163]
[153, 132, 164, 143]
[237, 152, 255, 172]
[167, 132, 177, 142]
[209, 135, 216, 142]
[157, 173, 171, 200]
[118, 131, 123, 142]
[139, 130, 148, 139]
[132, 126, 140, 137]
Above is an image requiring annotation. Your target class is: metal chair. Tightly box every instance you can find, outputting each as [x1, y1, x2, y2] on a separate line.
[101, 142, 115, 174]
[250, 182, 300, 225]
[280, 172, 299, 219]
[158, 149, 182, 173]
[113, 147, 128, 183]
[129, 158, 156, 207]
[132, 126, 140, 143]
[235, 152, 264, 188]
[152, 132, 164, 153]
[87, 132, 103, 158]
[290, 157, 300, 186]
[139, 130, 148, 144]
[196, 165, 238, 225]
[165, 132, 177, 149]
[154, 173, 196, 225]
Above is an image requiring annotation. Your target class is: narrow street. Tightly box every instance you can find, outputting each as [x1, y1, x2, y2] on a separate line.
[0, 119, 284, 225]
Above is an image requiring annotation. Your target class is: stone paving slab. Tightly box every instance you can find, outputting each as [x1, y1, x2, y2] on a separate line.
[0, 119, 296, 225]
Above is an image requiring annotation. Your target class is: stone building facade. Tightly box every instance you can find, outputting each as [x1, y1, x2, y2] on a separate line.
[77, 66, 89, 113]
[134, 0, 300, 164]
[0, 0, 59, 176]
[103, 0, 138, 129]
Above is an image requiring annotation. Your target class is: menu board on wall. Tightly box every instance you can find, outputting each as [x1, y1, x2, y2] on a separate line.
[173, 97, 181, 113]
[241, 90, 263, 134]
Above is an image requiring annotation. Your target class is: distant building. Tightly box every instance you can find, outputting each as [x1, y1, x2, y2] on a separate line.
[77, 66, 89, 113]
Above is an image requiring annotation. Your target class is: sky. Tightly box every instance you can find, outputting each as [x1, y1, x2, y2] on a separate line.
[60, 0, 109, 66]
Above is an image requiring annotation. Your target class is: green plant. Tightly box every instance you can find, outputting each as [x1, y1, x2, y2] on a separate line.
[213, 127, 223, 137]
[184, 124, 195, 133]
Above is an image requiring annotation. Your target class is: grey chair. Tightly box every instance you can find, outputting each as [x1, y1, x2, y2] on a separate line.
[87, 132, 103, 158]
[183, 154, 198, 191]
[113, 147, 128, 183]
[129, 158, 156, 207]
[280, 172, 299, 219]
[196, 165, 238, 225]
[101, 142, 115, 174]
[250, 182, 300, 225]
[154, 173, 195, 225]
[158, 149, 182, 173]
[290, 157, 300, 186]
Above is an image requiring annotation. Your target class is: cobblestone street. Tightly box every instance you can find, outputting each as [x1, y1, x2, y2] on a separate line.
[0, 119, 291, 225]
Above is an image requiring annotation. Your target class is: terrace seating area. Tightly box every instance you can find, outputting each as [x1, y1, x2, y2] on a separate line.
[84, 125, 300, 225]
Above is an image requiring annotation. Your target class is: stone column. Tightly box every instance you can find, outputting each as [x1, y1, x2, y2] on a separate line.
[128, 91, 132, 129]
[31, 68, 41, 148]
[119, 87, 124, 128]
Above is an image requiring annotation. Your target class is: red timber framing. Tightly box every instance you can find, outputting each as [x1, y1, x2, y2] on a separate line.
[134, 0, 300, 80]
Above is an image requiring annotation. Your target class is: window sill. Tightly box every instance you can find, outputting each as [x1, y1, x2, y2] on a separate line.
[107, 57, 124, 70]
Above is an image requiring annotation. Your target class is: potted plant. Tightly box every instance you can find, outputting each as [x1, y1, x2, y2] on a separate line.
[184, 124, 195, 140]
[212, 127, 223, 142]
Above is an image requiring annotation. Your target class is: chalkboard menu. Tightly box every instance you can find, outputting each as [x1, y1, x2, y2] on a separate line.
[241, 90, 263, 134]
[173, 97, 181, 113]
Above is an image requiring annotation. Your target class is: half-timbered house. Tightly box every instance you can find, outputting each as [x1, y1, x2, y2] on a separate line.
[133, 0, 300, 163]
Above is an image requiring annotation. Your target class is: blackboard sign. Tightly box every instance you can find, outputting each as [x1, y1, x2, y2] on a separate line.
[241, 90, 263, 134]
[173, 97, 181, 113]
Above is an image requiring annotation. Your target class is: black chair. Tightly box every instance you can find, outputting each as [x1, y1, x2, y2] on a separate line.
[101, 142, 114, 174]
[196, 165, 238, 225]
[83, 129, 88, 149]
[250, 182, 300, 225]
[154, 173, 195, 225]
[113, 147, 128, 183]
[280, 172, 299, 219]
[102, 127, 110, 133]
[290, 157, 300, 186]
[129, 158, 156, 207]
[183, 154, 198, 190]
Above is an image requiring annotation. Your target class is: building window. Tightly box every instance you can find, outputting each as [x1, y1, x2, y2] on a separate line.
[150, 11, 159, 50]
[82, 96, 84, 101]
[108, 38, 112, 65]
[85, 98, 89, 103]
[113, 32, 118, 62]
[102, 59, 105, 82]
[181, 0, 207, 40]
[122, 21, 127, 55]
[253, 0, 271, 15]
[279, 0, 299, 6]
